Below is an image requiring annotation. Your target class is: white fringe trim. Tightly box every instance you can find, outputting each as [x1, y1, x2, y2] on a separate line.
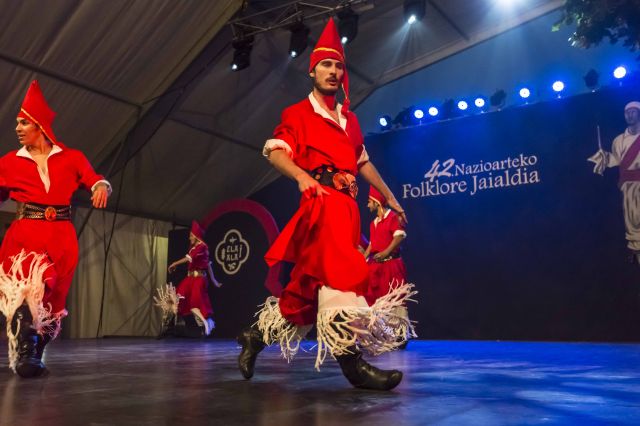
[251, 281, 417, 371]
[254, 296, 311, 362]
[315, 281, 417, 370]
[153, 283, 183, 325]
[0, 250, 65, 371]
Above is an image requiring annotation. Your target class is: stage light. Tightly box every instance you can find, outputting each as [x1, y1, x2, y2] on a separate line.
[428, 106, 439, 117]
[552, 80, 565, 93]
[404, 0, 426, 24]
[457, 101, 468, 111]
[231, 37, 254, 71]
[583, 69, 599, 90]
[379, 115, 392, 131]
[440, 99, 456, 119]
[490, 89, 507, 109]
[338, 7, 359, 44]
[613, 66, 627, 79]
[474, 97, 486, 108]
[414, 109, 424, 119]
[519, 87, 530, 99]
[288, 21, 310, 59]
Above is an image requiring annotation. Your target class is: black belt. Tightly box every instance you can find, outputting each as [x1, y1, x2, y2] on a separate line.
[16, 202, 71, 221]
[187, 270, 207, 277]
[309, 165, 358, 199]
[372, 252, 401, 263]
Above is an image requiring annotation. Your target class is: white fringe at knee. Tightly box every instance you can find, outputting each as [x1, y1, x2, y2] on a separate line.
[315, 281, 417, 370]
[0, 250, 64, 371]
[254, 296, 311, 362]
[153, 283, 183, 324]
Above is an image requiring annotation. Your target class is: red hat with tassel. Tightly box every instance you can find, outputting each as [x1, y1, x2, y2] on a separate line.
[309, 18, 350, 114]
[190, 220, 205, 242]
[17, 80, 60, 145]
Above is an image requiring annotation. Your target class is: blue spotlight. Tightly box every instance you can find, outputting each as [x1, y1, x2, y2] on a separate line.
[413, 109, 424, 119]
[474, 97, 486, 108]
[519, 87, 531, 99]
[552, 81, 565, 93]
[428, 107, 439, 117]
[378, 115, 392, 131]
[457, 101, 468, 111]
[613, 66, 627, 79]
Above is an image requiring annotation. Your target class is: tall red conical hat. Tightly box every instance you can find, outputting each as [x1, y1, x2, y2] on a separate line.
[368, 186, 387, 207]
[190, 220, 205, 242]
[17, 80, 60, 145]
[309, 18, 350, 114]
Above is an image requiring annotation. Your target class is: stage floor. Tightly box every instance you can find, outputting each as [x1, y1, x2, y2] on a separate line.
[0, 339, 638, 425]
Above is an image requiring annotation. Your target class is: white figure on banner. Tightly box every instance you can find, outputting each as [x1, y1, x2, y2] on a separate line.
[588, 101, 640, 264]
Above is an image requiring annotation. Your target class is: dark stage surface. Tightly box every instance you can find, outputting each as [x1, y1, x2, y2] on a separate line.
[0, 339, 638, 425]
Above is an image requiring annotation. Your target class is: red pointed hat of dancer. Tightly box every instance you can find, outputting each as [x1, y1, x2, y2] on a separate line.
[17, 80, 60, 146]
[190, 220, 205, 241]
[368, 186, 387, 207]
[309, 18, 350, 114]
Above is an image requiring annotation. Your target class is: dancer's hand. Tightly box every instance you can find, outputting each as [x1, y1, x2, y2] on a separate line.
[387, 197, 408, 224]
[295, 173, 330, 199]
[91, 184, 109, 208]
[373, 251, 389, 261]
[168, 263, 176, 273]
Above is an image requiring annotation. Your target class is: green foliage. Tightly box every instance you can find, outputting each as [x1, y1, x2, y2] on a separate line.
[553, 0, 640, 54]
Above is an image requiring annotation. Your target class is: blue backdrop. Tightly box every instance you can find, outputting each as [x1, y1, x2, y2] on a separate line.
[250, 84, 640, 342]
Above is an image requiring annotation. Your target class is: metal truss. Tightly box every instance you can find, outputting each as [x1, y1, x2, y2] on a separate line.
[229, 0, 373, 39]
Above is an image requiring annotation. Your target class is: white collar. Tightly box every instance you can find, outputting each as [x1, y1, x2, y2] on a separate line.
[626, 128, 640, 138]
[16, 144, 63, 160]
[308, 92, 347, 130]
[374, 208, 391, 225]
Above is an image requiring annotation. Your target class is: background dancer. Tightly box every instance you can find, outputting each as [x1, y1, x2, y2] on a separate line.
[167, 220, 221, 336]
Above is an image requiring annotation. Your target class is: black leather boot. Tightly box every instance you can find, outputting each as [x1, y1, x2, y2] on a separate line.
[336, 348, 403, 390]
[11, 305, 47, 378]
[237, 327, 265, 379]
[157, 314, 176, 339]
[36, 333, 51, 360]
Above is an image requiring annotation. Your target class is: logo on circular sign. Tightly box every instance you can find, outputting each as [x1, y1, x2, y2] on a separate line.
[214, 229, 250, 275]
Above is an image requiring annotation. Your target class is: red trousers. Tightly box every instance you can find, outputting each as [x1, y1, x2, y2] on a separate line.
[0, 219, 78, 314]
[366, 258, 407, 305]
[266, 188, 368, 326]
[176, 276, 213, 318]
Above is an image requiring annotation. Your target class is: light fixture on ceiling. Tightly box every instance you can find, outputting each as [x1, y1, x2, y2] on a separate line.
[583, 69, 599, 91]
[338, 7, 359, 44]
[490, 89, 507, 109]
[288, 21, 310, 58]
[404, 0, 426, 25]
[231, 36, 254, 71]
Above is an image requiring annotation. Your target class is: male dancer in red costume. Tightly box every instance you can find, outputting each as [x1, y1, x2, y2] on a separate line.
[167, 221, 221, 336]
[238, 19, 415, 391]
[364, 186, 413, 345]
[0, 80, 111, 377]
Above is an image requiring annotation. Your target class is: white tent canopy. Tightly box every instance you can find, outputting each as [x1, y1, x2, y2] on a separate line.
[0, 0, 566, 223]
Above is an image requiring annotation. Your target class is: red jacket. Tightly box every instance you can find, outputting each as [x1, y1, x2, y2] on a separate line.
[0, 145, 105, 204]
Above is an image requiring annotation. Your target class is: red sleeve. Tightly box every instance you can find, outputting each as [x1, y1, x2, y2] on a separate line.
[74, 150, 105, 191]
[0, 156, 8, 202]
[271, 106, 300, 157]
[189, 243, 210, 268]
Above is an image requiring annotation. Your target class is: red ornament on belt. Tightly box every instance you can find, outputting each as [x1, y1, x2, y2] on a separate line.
[44, 206, 57, 221]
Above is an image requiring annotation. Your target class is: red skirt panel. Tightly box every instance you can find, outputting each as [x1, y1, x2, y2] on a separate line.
[0, 219, 78, 313]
